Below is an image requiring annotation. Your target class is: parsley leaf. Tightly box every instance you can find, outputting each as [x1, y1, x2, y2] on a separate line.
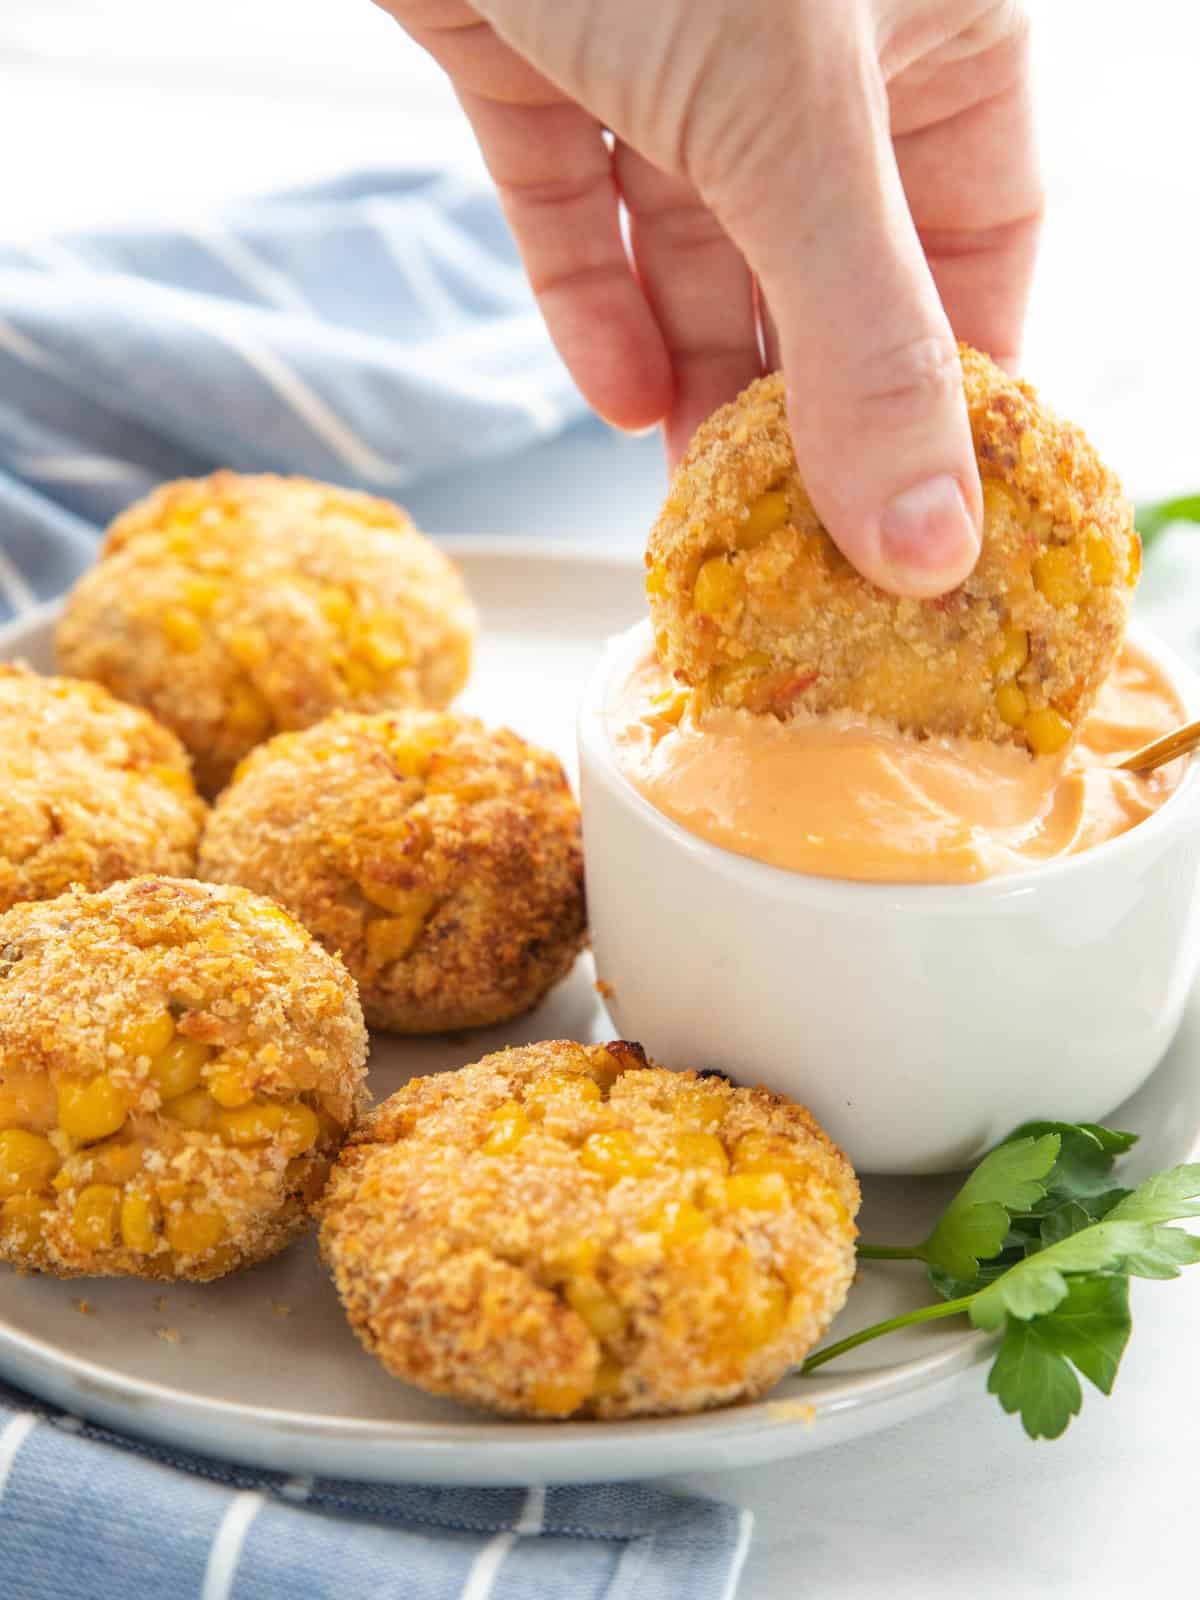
[917, 1134, 1060, 1282]
[987, 1277, 1130, 1439]
[803, 1134, 1200, 1441]
[1136, 493, 1200, 552]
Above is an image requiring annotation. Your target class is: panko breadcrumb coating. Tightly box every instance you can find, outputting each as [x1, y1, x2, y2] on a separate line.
[199, 711, 587, 1033]
[56, 472, 477, 794]
[0, 666, 205, 912]
[0, 876, 367, 1281]
[319, 1040, 859, 1420]
[646, 346, 1139, 757]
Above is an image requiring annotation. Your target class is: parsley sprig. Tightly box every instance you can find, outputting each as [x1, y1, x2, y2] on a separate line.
[800, 1123, 1200, 1438]
[1136, 494, 1200, 552]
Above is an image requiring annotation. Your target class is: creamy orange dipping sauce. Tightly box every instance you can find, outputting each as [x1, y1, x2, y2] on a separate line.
[608, 640, 1188, 885]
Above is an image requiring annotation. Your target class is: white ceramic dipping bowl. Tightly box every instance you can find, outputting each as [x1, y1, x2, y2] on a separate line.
[579, 620, 1200, 1175]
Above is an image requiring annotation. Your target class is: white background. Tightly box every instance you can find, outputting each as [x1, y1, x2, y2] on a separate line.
[2, 3, 1200, 1596]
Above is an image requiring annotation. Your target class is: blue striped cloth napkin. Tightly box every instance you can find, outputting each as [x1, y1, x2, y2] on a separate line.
[0, 1384, 752, 1600]
[0, 172, 751, 1597]
[0, 166, 589, 620]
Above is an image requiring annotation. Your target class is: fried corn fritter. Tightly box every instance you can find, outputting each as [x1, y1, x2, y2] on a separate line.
[0, 877, 367, 1281]
[0, 666, 205, 912]
[318, 1040, 859, 1420]
[56, 472, 477, 794]
[645, 346, 1140, 756]
[199, 710, 587, 1033]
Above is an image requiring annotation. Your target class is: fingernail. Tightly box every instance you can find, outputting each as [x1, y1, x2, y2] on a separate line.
[879, 475, 979, 588]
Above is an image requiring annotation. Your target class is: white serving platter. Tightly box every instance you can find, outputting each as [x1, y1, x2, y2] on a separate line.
[0, 541, 1196, 1485]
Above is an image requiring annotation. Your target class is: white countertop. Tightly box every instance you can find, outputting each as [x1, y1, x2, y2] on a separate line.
[3, 2, 1200, 1594]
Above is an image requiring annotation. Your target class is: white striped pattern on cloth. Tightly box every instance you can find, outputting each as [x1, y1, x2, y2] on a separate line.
[201, 1489, 267, 1600]
[0, 1414, 37, 1502]
[0, 166, 588, 626]
[460, 1485, 546, 1600]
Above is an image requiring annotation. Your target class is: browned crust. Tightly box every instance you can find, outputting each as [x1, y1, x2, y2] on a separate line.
[0, 665, 206, 912]
[55, 472, 477, 795]
[0, 876, 368, 1281]
[198, 710, 587, 1034]
[646, 345, 1137, 752]
[318, 1040, 859, 1419]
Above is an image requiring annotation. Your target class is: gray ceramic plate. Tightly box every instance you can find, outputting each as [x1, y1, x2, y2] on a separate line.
[0, 543, 1196, 1484]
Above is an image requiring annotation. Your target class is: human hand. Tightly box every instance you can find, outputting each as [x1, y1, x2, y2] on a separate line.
[376, 0, 1041, 596]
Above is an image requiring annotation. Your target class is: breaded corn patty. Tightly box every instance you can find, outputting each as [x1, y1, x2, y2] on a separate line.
[646, 346, 1140, 756]
[0, 666, 205, 912]
[0, 876, 367, 1280]
[56, 472, 477, 794]
[318, 1040, 859, 1419]
[199, 711, 586, 1034]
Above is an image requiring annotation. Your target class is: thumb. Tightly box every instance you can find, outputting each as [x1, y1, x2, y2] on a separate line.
[724, 48, 982, 598]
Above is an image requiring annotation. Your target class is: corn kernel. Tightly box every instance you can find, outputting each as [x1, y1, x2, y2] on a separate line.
[707, 651, 772, 705]
[85, 1140, 144, 1185]
[1024, 706, 1073, 756]
[208, 1071, 254, 1109]
[565, 1276, 625, 1341]
[342, 658, 376, 696]
[995, 683, 1028, 728]
[320, 586, 355, 628]
[1032, 546, 1086, 606]
[73, 1184, 121, 1250]
[741, 489, 790, 546]
[114, 1010, 176, 1061]
[1, 1194, 50, 1248]
[0, 1071, 57, 1132]
[741, 1280, 789, 1348]
[161, 607, 204, 653]
[279, 1102, 321, 1155]
[525, 1074, 602, 1118]
[551, 1235, 599, 1276]
[580, 1128, 655, 1183]
[530, 1376, 588, 1415]
[1087, 536, 1115, 584]
[725, 1172, 789, 1211]
[366, 910, 429, 966]
[57, 1075, 128, 1142]
[360, 882, 435, 919]
[226, 628, 269, 670]
[982, 479, 1018, 521]
[181, 576, 223, 614]
[693, 556, 739, 616]
[226, 683, 270, 734]
[0, 1129, 59, 1196]
[646, 689, 689, 730]
[1128, 531, 1142, 585]
[217, 1101, 287, 1146]
[146, 764, 195, 797]
[149, 1037, 212, 1101]
[165, 1087, 219, 1132]
[672, 1131, 729, 1175]
[483, 1102, 529, 1155]
[644, 563, 668, 598]
[644, 1197, 710, 1244]
[355, 619, 409, 672]
[165, 1209, 226, 1255]
[120, 1189, 159, 1253]
[590, 1357, 625, 1399]
[731, 1132, 786, 1173]
[990, 625, 1029, 680]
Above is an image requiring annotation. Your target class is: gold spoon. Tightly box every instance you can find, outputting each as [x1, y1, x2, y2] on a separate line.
[1119, 720, 1200, 775]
